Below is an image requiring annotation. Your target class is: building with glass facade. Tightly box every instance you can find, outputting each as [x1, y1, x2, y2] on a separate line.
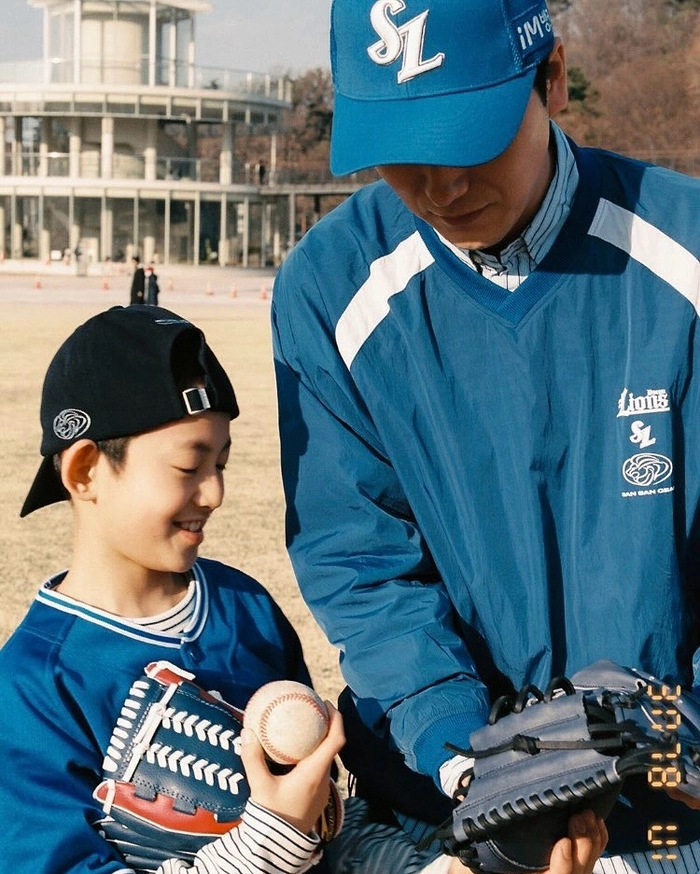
[0, 0, 298, 269]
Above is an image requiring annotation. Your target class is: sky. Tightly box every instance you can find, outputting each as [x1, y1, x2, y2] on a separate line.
[0, 0, 334, 75]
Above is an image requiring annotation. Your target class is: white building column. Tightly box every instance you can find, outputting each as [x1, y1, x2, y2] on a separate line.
[11, 193, 23, 258]
[218, 194, 228, 266]
[187, 120, 198, 179]
[269, 132, 277, 185]
[68, 118, 81, 178]
[219, 123, 232, 185]
[101, 195, 112, 263]
[168, 10, 177, 87]
[187, 15, 195, 88]
[0, 117, 5, 175]
[42, 5, 51, 83]
[100, 116, 114, 178]
[261, 201, 271, 267]
[193, 193, 200, 266]
[69, 193, 81, 255]
[148, 0, 157, 86]
[39, 195, 50, 262]
[12, 117, 23, 176]
[73, 0, 82, 84]
[163, 194, 171, 264]
[39, 118, 51, 177]
[144, 118, 158, 181]
[133, 196, 139, 260]
[288, 192, 296, 252]
[142, 204, 156, 265]
[241, 197, 250, 268]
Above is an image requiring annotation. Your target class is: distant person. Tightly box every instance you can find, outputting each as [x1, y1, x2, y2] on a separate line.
[129, 255, 145, 305]
[146, 264, 160, 306]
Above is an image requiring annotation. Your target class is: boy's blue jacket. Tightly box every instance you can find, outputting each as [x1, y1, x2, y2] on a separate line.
[0, 558, 313, 874]
[272, 138, 700, 852]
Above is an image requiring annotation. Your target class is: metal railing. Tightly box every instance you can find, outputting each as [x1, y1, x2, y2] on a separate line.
[6, 148, 695, 185]
[0, 58, 291, 102]
[155, 156, 201, 181]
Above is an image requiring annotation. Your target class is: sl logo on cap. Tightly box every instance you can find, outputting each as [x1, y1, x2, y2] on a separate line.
[367, 0, 445, 84]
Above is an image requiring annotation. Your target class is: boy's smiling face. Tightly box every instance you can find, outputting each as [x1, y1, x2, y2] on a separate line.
[90, 410, 231, 584]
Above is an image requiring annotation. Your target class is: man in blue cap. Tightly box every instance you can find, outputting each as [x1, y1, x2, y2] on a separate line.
[272, 1, 700, 871]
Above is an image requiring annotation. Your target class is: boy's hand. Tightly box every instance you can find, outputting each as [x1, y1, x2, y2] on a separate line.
[240, 702, 346, 835]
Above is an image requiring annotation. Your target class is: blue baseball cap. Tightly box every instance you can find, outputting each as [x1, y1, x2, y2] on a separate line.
[330, 0, 555, 175]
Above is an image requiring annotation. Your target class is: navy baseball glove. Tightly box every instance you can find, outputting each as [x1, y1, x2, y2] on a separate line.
[436, 660, 700, 874]
[93, 661, 343, 873]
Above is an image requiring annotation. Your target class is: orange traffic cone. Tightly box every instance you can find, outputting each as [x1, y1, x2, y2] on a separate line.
[34, 274, 42, 289]
[101, 277, 110, 291]
[205, 282, 214, 296]
[260, 285, 269, 300]
[230, 283, 237, 299]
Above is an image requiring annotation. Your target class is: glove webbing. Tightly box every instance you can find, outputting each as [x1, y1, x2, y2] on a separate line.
[445, 719, 652, 761]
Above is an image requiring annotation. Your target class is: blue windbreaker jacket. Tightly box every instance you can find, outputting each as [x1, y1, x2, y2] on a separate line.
[272, 140, 700, 851]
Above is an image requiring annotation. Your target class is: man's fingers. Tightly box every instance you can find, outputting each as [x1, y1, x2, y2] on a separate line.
[665, 786, 700, 809]
[546, 810, 608, 874]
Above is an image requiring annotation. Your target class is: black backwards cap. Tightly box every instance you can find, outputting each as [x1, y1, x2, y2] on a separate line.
[21, 305, 239, 517]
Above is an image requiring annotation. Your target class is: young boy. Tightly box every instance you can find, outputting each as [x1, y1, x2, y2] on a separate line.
[0, 305, 344, 874]
[0, 304, 605, 874]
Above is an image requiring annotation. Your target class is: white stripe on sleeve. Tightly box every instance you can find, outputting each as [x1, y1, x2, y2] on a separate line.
[588, 199, 700, 315]
[335, 232, 435, 370]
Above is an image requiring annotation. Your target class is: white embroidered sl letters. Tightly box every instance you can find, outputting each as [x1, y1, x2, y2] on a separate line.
[368, 0, 445, 84]
[630, 420, 656, 449]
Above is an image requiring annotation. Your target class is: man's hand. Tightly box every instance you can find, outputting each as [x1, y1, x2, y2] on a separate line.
[548, 810, 609, 874]
[665, 786, 700, 810]
[240, 702, 346, 835]
[445, 810, 608, 874]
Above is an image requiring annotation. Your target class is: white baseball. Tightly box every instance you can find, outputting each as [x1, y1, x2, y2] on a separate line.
[243, 680, 330, 765]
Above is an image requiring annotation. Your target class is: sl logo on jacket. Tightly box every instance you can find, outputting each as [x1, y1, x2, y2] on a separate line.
[618, 387, 674, 496]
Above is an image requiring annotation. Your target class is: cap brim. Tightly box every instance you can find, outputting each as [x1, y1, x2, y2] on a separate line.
[20, 454, 68, 517]
[330, 70, 536, 177]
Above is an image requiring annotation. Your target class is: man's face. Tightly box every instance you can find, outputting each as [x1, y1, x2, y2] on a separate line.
[376, 90, 554, 252]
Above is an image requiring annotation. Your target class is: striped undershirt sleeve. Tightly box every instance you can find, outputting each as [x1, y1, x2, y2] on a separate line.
[158, 800, 320, 874]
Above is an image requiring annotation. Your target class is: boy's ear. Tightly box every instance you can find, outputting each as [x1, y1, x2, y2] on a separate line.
[60, 440, 102, 503]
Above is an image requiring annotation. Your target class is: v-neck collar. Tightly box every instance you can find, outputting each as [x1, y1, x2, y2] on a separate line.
[415, 142, 603, 326]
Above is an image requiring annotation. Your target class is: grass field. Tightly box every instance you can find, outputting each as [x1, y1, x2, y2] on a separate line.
[0, 268, 344, 709]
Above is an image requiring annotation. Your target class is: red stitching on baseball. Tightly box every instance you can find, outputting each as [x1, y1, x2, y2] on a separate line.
[256, 692, 328, 764]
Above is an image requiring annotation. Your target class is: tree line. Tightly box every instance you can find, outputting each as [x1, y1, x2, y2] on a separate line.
[240, 0, 699, 183]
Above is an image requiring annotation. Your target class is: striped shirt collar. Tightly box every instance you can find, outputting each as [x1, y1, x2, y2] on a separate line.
[127, 575, 196, 636]
[37, 564, 207, 645]
[437, 123, 579, 291]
